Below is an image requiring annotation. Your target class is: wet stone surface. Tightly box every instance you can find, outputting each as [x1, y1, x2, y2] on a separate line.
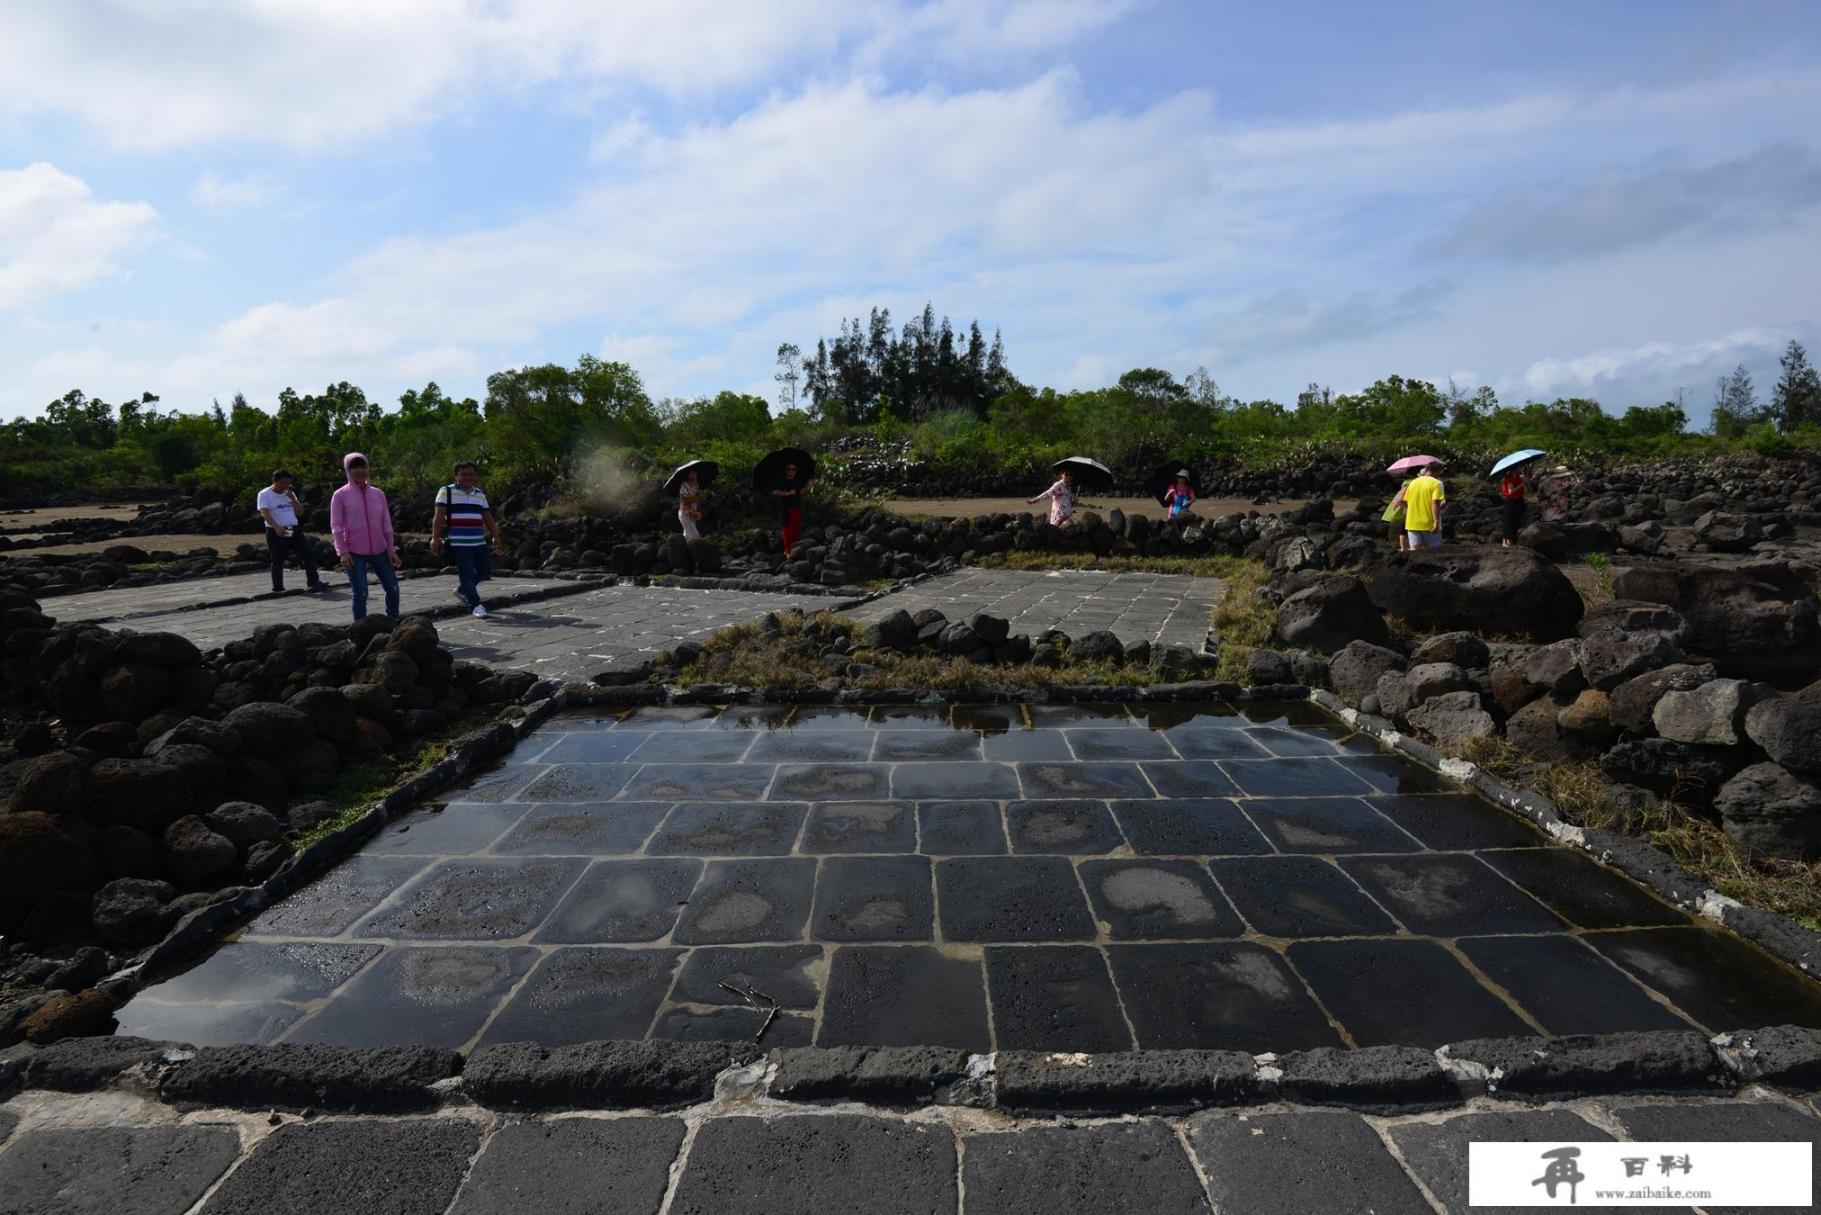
[123, 701, 1821, 1052]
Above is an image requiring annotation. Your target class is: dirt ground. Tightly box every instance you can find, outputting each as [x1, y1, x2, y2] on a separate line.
[879, 495, 1362, 520]
[7, 533, 252, 558]
[0, 503, 158, 528]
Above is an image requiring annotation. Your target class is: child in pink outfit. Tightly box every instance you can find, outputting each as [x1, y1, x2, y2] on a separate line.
[1027, 468, 1077, 526]
[329, 451, 400, 620]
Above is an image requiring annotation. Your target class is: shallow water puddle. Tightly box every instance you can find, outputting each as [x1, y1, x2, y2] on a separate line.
[119, 702, 1821, 1052]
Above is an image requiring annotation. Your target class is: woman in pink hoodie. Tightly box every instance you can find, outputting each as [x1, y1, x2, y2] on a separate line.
[329, 452, 400, 620]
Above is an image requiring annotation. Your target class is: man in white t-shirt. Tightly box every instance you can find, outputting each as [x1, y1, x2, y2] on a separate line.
[256, 469, 327, 593]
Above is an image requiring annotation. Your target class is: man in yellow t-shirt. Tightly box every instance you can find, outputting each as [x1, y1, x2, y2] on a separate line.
[1403, 469, 1446, 548]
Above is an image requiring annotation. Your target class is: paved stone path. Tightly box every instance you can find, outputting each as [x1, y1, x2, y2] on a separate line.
[45, 570, 579, 627]
[1, 1087, 1815, 1214]
[46, 572, 846, 682]
[117, 700, 1821, 1055]
[44, 566, 1218, 683]
[848, 568, 1219, 652]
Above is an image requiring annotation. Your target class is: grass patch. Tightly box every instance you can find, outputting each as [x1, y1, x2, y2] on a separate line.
[285, 733, 462, 848]
[671, 609, 1160, 691]
[1207, 556, 1273, 684]
[1460, 735, 1821, 928]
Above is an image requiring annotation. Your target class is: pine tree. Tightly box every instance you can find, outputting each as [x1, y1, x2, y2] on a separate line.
[1772, 340, 1821, 433]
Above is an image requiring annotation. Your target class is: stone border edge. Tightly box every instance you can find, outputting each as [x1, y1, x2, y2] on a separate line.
[1307, 688, 1821, 979]
[7, 1027, 1821, 1118]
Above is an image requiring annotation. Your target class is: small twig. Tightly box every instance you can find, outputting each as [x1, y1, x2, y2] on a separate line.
[756, 1005, 780, 1043]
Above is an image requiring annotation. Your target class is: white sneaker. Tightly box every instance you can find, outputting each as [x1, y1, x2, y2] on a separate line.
[454, 588, 472, 607]
[472, 604, 488, 618]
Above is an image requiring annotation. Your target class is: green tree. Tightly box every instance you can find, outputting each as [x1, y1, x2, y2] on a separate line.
[1711, 364, 1758, 438]
[1773, 340, 1821, 433]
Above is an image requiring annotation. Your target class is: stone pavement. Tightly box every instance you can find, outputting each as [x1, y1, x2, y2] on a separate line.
[848, 568, 1219, 652]
[117, 700, 1821, 1055]
[1, 1086, 1816, 1214]
[44, 572, 847, 683]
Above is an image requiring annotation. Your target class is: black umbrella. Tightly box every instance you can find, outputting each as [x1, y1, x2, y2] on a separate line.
[663, 459, 719, 497]
[753, 447, 818, 491]
[1150, 463, 1199, 508]
[1052, 455, 1113, 493]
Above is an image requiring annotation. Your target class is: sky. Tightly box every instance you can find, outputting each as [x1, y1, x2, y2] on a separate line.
[2, 0, 1819, 428]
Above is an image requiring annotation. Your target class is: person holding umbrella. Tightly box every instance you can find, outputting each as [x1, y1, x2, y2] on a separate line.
[1402, 461, 1447, 549]
[665, 459, 717, 542]
[1490, 449, 1544, 548]
[752, 448, 817, 558]
[1028, 456, 1110, 526]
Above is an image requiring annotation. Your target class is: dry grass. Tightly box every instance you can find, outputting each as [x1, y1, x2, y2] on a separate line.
[671, 608, 1159, 691]
[1461, 735, 1821, 928]
[1206, 556, 1273, 684]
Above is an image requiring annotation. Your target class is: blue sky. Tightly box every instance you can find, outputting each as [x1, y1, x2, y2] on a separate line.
[2, 0, 1818, 426]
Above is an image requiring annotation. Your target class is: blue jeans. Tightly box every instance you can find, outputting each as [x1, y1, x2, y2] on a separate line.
[348, 552, 400, 620]
[452, 545, 492, 606]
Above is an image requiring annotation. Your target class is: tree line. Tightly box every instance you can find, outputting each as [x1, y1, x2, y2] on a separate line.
[2, 313, 1817, 504]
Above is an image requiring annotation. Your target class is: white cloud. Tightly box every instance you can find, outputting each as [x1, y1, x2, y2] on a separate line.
[1497, 330, 1789, 401]
[0, 162, 157, 308]
[0, 1, 1130, 151]
[191, 171, 284, 212]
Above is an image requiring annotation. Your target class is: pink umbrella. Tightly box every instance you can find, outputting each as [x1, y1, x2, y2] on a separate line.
[1386, 454, 1442, 473]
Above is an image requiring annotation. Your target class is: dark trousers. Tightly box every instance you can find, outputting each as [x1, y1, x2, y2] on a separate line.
[265, 528, 320, 592]
[452, 545, 492, 605]
[1502, 497, 1527, 541]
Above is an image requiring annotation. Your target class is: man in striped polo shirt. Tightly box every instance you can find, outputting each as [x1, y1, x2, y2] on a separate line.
[429, 460, 502, 617]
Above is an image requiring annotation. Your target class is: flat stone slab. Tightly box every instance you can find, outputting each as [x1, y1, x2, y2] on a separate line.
[1387, 1108, 1619, 1215]
[936, 857, 1096, 942]
[355, 857, 585, 939]
[1080, 859, 1244, 939]
[1190, 1110, 1432, 1215]
[0, 1125, 240, 1215]
[535, 859, 701, 943]
[671, 858, 816, 945]
[285, 946, 537, 1047]
[479, 948, 682, 1045]
[984, 945, 1133, 1052]
[449, 1117, 684, 1215]
[962, 1121, 1209, 1213]
[197, 1118, 481, 1215]
[128, 700, 1821, 1055]
[818, 945, 990, 1050]
[846, 567, 1220, 650]
[667, 1115, 958, 1215]
[1289, 939, 1535, 1046]
[1108, 942, 1342, 1051]
[811, 856, 933, 941]
[1208, 855, 1398, 937]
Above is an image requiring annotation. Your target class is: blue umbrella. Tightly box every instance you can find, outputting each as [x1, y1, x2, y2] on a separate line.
[1490, 449, 1546, 477]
